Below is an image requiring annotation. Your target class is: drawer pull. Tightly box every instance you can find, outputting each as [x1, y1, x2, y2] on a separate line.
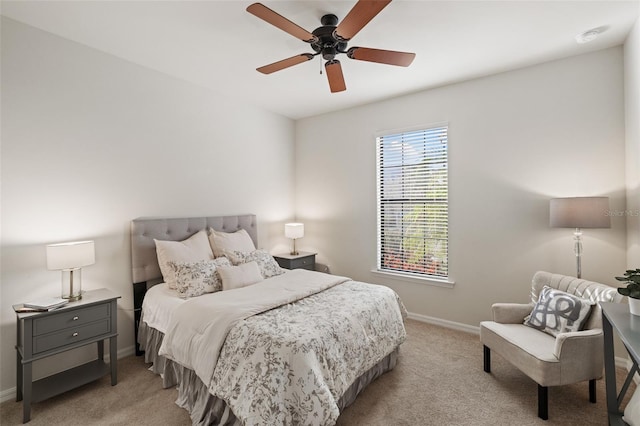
[72, 332, 79, 337]
[73, 316, 79, 321]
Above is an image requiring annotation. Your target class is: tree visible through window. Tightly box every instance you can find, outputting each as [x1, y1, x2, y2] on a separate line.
[376, 125, 448, 278]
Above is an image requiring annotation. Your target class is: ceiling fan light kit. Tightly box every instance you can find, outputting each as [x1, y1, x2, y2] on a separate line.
[247, 0, 416, 93]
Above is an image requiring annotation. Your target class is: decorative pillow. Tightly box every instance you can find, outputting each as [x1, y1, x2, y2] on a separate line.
[169, 257, 231, 299]
[524, 286, 594, 337]
[218, 261, 263, 291]
[224, 249, 285, 279]
[624, 385, 640, 426]
[154, 230, 214, 289]
[208, 228, 256, 258]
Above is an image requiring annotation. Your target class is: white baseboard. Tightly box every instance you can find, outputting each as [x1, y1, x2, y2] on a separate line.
[0, 345, 136, 403]
[0, 387, 16, 404]
[407, 311, 481, 334]
[619, 357, 640, 385]
[121, 344, 136, 357]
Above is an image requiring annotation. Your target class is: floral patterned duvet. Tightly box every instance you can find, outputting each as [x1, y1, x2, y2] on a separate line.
[209, 279, 406, 426]
[159, 269, 407, 426]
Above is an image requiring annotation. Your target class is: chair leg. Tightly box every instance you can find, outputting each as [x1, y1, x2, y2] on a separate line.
[483, 345, 491, 373]
[538, 385, 548, 420]
[589, 379, 596, 403]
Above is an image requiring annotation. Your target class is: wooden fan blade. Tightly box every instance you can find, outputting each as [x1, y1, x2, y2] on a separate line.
[247, 3, 317, 43]
[334, 0, 392, 41]
[347, 47, 415, 67]
[257, 54, 314, 74]
[325, 60, 346, 93]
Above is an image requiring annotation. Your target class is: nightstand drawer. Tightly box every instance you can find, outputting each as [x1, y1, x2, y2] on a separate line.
[289, 256, 315, 270]
[33, 304, 110, 336]
[33, 318, 111, 354]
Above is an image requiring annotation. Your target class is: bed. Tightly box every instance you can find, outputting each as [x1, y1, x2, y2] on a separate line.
[131, 214, 407, 426]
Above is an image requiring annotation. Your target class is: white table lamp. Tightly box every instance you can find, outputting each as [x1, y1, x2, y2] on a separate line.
[550, 197, 610, 279]
[46, 240, 95, 301]
[285, 223, 304, 256]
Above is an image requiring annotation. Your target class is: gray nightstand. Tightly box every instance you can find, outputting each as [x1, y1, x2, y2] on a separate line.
[273, 252, 316, 271]
[14, 288, 120, 423]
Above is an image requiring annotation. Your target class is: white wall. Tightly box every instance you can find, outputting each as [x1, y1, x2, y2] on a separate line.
[625, 18, 640, 269]
[295, 47, 627, 327]
[0, 18, 295, 396]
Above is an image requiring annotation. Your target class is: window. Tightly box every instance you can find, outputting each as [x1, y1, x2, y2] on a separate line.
[376, 125, 448, 279]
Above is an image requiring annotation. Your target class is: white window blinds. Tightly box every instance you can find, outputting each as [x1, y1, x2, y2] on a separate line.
[376, 125, 449, 278]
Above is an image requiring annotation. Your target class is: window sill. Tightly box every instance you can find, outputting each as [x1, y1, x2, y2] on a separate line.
[370, 269, 455, 288]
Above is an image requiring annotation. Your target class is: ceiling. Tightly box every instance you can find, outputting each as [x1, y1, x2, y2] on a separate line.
[2, 1, 638, 120]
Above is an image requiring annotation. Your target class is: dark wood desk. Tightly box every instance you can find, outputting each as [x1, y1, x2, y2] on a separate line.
[602, 302, 640, 426]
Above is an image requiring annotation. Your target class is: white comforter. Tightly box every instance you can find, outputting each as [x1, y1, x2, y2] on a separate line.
[159, 269, 349, 386]
[159, 269, 406, 425]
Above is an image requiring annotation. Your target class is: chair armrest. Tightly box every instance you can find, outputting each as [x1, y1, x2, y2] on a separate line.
[491, 303, 534, 324]
[553, 329, 603, 360]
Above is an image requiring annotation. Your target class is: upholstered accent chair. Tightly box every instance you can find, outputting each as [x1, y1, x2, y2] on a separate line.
[480, 271, 622, 420]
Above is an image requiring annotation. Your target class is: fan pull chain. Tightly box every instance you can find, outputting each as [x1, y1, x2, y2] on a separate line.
[319, 57, 323, 75]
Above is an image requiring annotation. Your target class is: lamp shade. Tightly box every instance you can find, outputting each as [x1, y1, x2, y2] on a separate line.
[285, 223, 304, 239]
[549, 197, 611, 229]
[46, 241, 95, 270]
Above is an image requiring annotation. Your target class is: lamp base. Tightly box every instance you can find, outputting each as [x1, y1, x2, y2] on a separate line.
[63, 293, 83, 302]
[62, 268, 83, 301]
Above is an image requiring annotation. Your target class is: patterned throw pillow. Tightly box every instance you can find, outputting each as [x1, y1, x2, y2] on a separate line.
[224, 249, 285, 279]
[154, 230, 214, 290]
[524, 286, 594, 337]
[169, 257, 231, 299]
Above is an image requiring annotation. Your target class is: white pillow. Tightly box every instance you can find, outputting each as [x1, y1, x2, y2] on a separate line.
[625, 386, 640, 425]
[154, 230, 214, 289]
[170, 257, 231, 299]
[208, 228, 256, 258]
[218, 261, 263, 291]
[224, 249, 284, 279]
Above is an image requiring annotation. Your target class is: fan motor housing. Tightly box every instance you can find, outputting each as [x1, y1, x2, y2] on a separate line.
[311, 14, 347, 60]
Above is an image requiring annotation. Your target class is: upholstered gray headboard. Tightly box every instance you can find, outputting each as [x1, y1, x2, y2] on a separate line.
[130, 214, 257, 284]
[130, 214, 257, 355]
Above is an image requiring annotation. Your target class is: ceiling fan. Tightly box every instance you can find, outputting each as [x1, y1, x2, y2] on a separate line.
[247, 0, 416, 93]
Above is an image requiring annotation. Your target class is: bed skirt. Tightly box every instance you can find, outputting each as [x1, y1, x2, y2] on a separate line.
[138, 317, 399, 425]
